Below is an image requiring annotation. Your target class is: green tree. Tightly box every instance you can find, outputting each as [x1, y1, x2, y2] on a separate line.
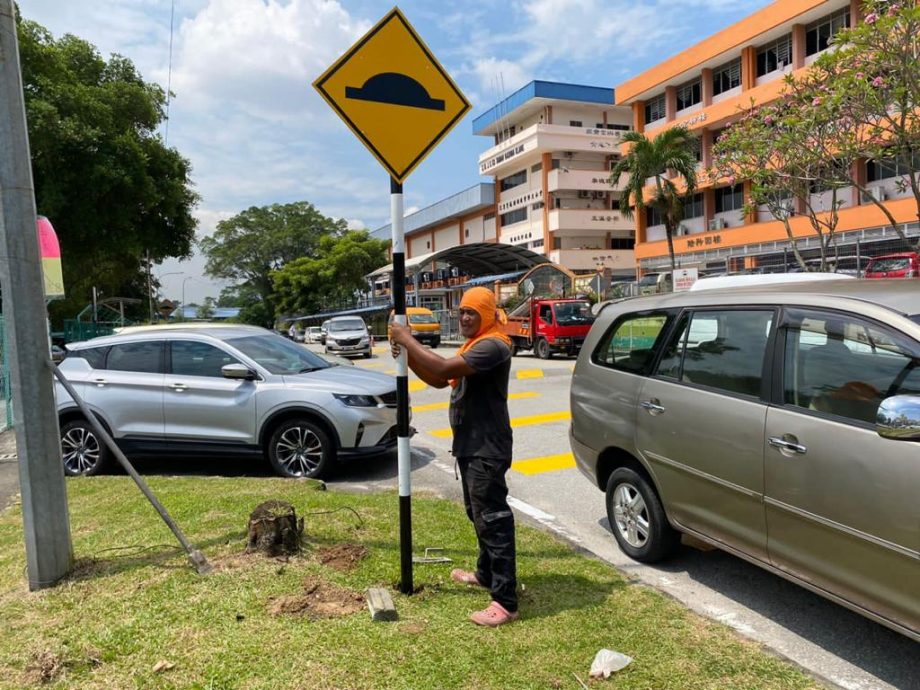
[17, 13, 198, 323]
[196, 297, 216, 320]
[199, 202, 347, 326]
[272, 230, 389, 316]
[609, 126, 698, 271]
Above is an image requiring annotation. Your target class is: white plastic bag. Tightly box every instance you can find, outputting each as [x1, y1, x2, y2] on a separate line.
[589, 648, 633, 678]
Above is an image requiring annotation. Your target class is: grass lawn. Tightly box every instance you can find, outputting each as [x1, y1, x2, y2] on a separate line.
[0, 477, 818, 690]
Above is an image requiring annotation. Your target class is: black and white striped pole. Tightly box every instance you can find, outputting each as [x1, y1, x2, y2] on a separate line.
[390, 177, 413, 594]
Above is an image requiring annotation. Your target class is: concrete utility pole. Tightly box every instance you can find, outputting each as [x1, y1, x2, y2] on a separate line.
[0, 0, 73, 588]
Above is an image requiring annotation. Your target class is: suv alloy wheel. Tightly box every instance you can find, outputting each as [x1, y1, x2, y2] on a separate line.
[60, 418, 110, 476]
[267, 418, 332, 478]
[605, 468, 680, 562]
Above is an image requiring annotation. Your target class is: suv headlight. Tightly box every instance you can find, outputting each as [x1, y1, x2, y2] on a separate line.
[359, 336, 369, 343]
[334, 393, 378, 407]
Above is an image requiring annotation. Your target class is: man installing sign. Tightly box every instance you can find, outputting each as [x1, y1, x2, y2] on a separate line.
[390, 287, 518, 626]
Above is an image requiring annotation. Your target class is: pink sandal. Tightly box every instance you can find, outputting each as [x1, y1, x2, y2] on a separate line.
[470, 601, 520, 627]
[450, 569, 486, 588]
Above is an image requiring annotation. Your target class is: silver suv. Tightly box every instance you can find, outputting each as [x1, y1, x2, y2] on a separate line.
[570, 279, 919, 641]
[55, 325, 398, 479]
[324, 316, 372, 358]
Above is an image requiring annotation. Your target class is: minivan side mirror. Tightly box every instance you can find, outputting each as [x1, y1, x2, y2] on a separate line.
[876, 395, 920, 441]
[222, 363, 257, 381]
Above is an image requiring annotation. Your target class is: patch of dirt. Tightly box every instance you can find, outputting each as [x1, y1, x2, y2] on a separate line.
[318, 543, 368, 572]
[26, 650, 64, 684]
[268, 576, 364, 619]
[398, 620, 427, 635]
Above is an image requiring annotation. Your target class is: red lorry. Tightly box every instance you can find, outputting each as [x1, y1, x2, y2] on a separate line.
[501, 297, 595, 359]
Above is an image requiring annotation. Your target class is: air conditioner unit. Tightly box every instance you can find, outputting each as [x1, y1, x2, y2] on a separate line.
[708, 217, 726, 231]
[864, 185, 887, 202]
[578, 190, 591, 198]
[676, 224, 689, 236]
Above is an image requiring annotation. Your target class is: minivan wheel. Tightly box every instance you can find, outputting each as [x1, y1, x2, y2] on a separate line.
[605, 468, 679, 562]
[431, 337, 440, 349]
[534, 337, 552, 359]
[267, 418, 333, 479]
[60, 419, 110, 476]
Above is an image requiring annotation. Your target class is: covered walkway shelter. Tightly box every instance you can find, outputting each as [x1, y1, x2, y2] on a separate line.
[367, 242, 550, 311]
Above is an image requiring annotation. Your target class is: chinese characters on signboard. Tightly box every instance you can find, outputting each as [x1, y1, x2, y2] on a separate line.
[686, 234, 722, 248]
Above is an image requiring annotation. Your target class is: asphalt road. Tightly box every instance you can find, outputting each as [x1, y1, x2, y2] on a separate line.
[2, 345, 917, 689]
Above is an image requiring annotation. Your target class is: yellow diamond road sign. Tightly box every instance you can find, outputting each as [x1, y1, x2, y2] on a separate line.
[313, 8, 471, 183]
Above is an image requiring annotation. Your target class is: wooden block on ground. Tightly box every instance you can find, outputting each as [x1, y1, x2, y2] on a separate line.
[366, 587, 397, 621]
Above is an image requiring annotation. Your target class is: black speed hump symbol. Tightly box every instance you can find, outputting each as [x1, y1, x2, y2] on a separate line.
[346, 72, 445, 111]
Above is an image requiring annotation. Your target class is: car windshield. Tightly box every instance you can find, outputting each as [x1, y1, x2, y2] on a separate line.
[225, 334, 330, 375]
[329, 319, 365, 332]
[868, 258, 910, 272]
[554, 301, 594, 325]
[409, 313, 438, 324]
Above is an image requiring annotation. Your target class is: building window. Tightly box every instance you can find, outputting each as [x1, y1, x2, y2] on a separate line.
[483, 212, 496, 221]
[500, 207, 527, 226]
[553, 237, 562, 250]
[689, 136, 702, 163]
[610, 237, 635, 250]
[531, 238, 544, 248]
[531, 163, 542, 173]
[569, 120, 583, 127]
[531, 201, 545, 211]
[715, 184, 744, 213]
[645, 94, 666, 124]
[712, 58, 741, 96]
[867, 152, 920, 181]
[500, 169, 527, 192]
[646, 206, 663, 226]
[757, 35, 792, 76]
[682, 192, 704, 219]
[676, 79, 702, 111]
[806, 9, 850, 57]
[464, 228, 470, 238]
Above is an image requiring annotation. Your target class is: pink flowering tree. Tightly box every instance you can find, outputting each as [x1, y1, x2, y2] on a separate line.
[808, 0, 920, 248]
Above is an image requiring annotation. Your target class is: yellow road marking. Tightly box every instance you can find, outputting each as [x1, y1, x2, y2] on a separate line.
[516, 368, 543, 379]
[512, 453, 576, 476]
[430, 409, 570, 438]
[408, 380, 427, 393]
[412, 391, 540, 413]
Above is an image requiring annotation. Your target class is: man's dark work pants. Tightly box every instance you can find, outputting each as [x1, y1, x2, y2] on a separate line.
[458, 456, 518, 612]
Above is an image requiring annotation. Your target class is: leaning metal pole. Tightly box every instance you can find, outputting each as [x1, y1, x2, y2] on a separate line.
[0, 0, 74, 589]
[53, 367, 212, 575]
[391, 177, 413, 595]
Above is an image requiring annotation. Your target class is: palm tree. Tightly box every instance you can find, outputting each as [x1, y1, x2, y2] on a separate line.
[610, 125, 698, 272]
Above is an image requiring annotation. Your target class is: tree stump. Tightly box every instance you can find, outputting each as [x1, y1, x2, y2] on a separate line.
[246, 500, 304, 556]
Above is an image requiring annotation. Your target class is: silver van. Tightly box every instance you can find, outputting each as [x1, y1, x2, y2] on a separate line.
[325, 316, 372, 358]
[570, 279, 919, 641]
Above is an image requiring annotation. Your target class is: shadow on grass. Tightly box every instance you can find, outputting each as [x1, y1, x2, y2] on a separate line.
[66, 529, 247, 583]
[516, 572, 626, 620]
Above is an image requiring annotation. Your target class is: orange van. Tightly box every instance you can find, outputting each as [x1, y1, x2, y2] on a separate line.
[388, 306, 441, 348]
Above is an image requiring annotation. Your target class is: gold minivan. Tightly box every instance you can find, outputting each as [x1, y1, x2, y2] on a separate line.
[570, 279, 919, 641]
[387, 307, 441, 348]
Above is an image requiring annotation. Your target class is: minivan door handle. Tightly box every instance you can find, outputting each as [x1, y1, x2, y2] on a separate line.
[640, 399, 665, 415]
[93, 378, 107, 387]
[170, 383, 188, 392]
[768, 436, 807, 454]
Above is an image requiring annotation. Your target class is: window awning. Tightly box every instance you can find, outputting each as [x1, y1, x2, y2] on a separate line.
[461, 270, 527, 287]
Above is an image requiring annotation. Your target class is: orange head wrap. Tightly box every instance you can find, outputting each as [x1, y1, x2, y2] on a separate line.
[451, 287, 512, 387]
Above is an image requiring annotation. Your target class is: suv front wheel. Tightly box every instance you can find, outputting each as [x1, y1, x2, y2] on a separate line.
[605, 467, 679, 562]
[267, 418, 333, 478]
[60, 419, 110, 476]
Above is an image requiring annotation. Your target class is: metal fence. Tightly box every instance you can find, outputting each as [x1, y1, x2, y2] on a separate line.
[62, 319, 117, 343]
[0, 316, 11, 431]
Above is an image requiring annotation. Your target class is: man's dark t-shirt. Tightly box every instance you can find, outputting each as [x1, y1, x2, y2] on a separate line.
[449, 338, 513, 460]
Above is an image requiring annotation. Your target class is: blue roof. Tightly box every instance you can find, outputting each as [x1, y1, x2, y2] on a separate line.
[462, 270, 527, 287]
[372, 183, 495, 241]
[473, 80, 615, 135]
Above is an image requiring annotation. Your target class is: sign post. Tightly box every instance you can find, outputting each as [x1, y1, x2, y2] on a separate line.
[314, 7, 470, 594]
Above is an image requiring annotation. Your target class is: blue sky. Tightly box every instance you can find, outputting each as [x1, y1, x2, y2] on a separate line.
[21, 0, 769, 304]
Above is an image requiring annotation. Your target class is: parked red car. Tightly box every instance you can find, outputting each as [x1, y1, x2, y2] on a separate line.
[864, 252, 920, 279]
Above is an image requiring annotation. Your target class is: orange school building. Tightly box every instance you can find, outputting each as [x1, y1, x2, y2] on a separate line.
[614, 0, 918, 274]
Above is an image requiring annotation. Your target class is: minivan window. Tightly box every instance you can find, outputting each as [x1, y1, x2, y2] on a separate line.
[664, 310, 773, 397]
[408, 313, 438, 324]
[783, 309, 920, 424]
[105, 341, 164, 374]
[329, 319, 366, 332]
[593, 313, 671, 373]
